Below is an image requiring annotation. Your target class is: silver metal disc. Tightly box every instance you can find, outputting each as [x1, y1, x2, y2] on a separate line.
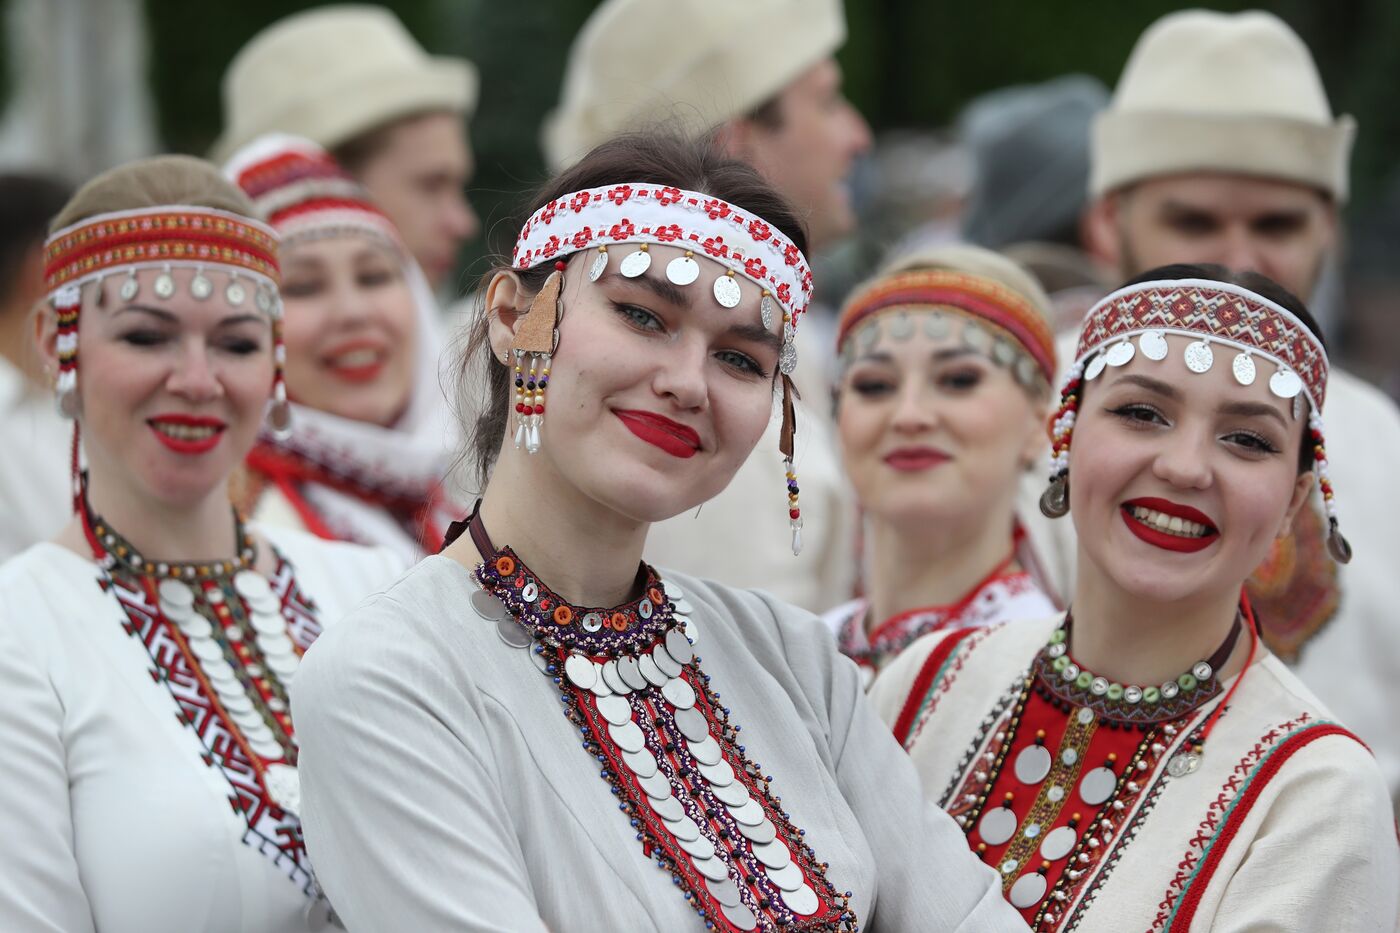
[601, 660, 630, 695]
[678, 831, 717, 861]
[767, 860, 805, 892]
[637, 653, 668, 687]
[470, 589, 508, 621]
[729, 797, 766, 826]
[588, 250, 608, 282]
[673, 597, 695, 615]
[673, 706, 710, 742]
[652, 644, 682, 678]
[158, 579, 195, 607]
[978, 806, 1017, 846]
[1014, 743, 1052, 785]
[590, 673, 614, 697]
[664, 629, 694, 666]
[608, 720, 646, 753]
[637, 769, 672, 800]
[1232, 352, 1257, 386]
[1269, 368, 1303, 399]
[710, 780, 751, 809]
[264, 763, 301, 814]
[219, 690, 253, 713]
[120, 275, 140, 301]
[779, 339, 798, 375]
[751, 838, 791, 870]
[225, 281, 246, 306]
[689, 735, 723, 766]
[620, 747, 658, 778]
[496, 619, 532, 649]
[188, 637, 225, 664]
[648, 793, 685, 822]
[665, 255, 700, 286]
[1078, 766, 1117, 805]
[1105, 340, 1136, 367]
[661, 677, 696, 709]
[662, 579, 684, 599]
[153, 273, 175, 299]
[706, 876, 742, 907]
[713, 274, 742, 308]
[1008, 871, 1048, 909]
[1039, 824, 1077, 861]
[175, 614, 213, 638]
[234, 570, 273, 601]
[689, 853, 730, 882]
[666, 815, 701, 842]
[697, 757, 735, 787]
[190, 273, 212, 300]
[1184, 340, 1215, 373]
[620, 249, 651, 278]
[782, 883, 820, 916]
[760, 294, 777, 330]
[1139, 329, 1169, 361]
[1085, 352, 1108, 381]
[1167, 752, 1201, 778]
[617, 656, 647, 691]
[596, 694, 633, 726]
[722, 903, 757, 931]
[737, 816, 777, 844]
[564, 655, 598, 690]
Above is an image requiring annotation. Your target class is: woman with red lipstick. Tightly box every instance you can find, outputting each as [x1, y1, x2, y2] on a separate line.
[225, 135, 459, 565]
[870, 265, 1398, 928]
[0, 156, 404, 932]
[822, 245, 1060, 680]
[290, 136, 1029, 931]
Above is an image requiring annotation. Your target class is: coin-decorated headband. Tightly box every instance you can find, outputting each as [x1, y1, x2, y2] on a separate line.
[1044, 278, 1348, 562]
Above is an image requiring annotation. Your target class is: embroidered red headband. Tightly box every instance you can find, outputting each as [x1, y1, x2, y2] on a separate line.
[225, 134, 401, 250]
[43, 205, 287, 436]
[836, 269, 1057, 385]
[1043, 278, 1349, 562]
[512, 183, 813, 376]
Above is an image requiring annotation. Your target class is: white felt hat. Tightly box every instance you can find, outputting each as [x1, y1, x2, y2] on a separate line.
[212, 5, 477, 163]
[1091, 9, 1354, 202]
[542, 0, 844, 173]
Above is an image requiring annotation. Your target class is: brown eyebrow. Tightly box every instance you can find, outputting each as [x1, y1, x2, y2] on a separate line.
[601, 271, 691, 310]
[726, 320, 782, 355]
[1111, 373, 1181, 399]
[1218, 400, 1288, 429]
[115, 305, 265, 328]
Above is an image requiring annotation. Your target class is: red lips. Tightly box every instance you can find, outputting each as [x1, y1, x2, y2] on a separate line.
[883, 446, 951, 472]
[614, 409, 701, 459]
[147, 413, 227, 456]
[1120, 496, 1220, 554]
[322, 339, 388, 384]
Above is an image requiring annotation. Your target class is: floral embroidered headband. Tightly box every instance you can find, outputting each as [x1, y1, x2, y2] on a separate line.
[836, 268, 1057, 389]
[43, 206, 287, 435]
[1043, 278, 1349, 562]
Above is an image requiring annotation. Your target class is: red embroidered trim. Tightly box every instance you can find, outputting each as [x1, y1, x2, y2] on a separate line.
[1165, 722, 1362, 931]
[891, 626, 980, 747]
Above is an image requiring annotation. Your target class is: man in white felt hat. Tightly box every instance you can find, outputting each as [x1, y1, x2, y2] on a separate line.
[541, 0, 871, 614]
[214, 5, 479, 291]
[1021, 9, 1400, 805]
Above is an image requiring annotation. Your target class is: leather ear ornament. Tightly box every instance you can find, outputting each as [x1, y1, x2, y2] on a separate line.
[512, 269, 561, 354]
[510, 267, 563, 455]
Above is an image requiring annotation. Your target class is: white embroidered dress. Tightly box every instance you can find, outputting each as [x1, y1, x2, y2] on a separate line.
[0, 526, 403, 933]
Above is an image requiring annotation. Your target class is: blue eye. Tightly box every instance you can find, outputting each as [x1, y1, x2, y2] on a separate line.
[715, 350, 766, 378]
[614, 303, 664, 331]
[1224, 430, 1280, 455]
[1109, 403, 1167, 425]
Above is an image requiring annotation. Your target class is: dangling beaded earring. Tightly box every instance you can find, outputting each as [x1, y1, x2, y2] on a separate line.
[511, 261, 564, 455]
[52, 283, 82, 419]
[1040, 360, 1083, 518]
[780, 374, 802, 555]
[1308, 412, 1352, 563]
[267, 315, 293, 441]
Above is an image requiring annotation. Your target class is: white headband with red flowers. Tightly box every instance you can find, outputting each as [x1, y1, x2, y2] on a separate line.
[511, 183, 813, 375]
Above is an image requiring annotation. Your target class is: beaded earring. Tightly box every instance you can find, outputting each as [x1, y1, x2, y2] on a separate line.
[780, 374, 803, 555]
[1308, 412, 1351, 563]
[1040, 360, 1084, 518]
[511, 261, 564, 455]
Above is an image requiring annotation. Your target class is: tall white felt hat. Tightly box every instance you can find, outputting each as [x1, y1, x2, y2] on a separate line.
[212, 5, 477, 163]
[1090, 9, 1355, 202]
[542, 0, 844, 173]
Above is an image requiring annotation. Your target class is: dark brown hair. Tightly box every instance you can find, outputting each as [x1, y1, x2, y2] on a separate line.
[453, 133, 807, 490]
[1116, 263, 1324, 473]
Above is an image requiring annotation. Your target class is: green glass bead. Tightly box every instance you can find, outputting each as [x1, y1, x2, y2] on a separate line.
[1075, 671, 1094, 690]
[1143, 687, 1161, 704]
[1049, 628, 1067, 645]
[1106, 683, 1124, 701]
[1178, 673, 1198, 691]
[1052, 655, 1069, 672]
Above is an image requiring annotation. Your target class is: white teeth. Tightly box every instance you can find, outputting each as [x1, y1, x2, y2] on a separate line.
[331, 348, 379, 368]
[1130, 506, 1211, 538]
[153, 423, 218, 441]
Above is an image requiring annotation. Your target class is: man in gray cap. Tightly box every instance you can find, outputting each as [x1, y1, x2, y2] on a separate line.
[1027, 9, 1400, 803]
[214, 5, 479, 290]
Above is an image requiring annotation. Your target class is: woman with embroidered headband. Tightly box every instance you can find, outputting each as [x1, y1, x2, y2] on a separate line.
[223, 135, 460, 565]
[0, 156, 404, 932]
[870, 264, 1398, 929]
[822, 245, 1059, 681]
[291, 135, 1028, 931]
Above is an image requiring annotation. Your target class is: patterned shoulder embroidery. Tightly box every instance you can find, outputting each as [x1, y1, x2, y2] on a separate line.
[1148, 714, 1362, 932]
[892, 625, 994, 749]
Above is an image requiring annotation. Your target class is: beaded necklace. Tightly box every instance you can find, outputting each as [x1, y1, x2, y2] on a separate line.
[78, 478, 323, 893]
[466, 513, 857, 933]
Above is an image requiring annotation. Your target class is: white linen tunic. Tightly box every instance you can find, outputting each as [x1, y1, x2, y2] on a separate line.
[292, 556, 1029, 931]
[0, 527, 403, 933]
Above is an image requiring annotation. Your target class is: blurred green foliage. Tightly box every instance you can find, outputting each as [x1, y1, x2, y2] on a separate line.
[129, 0, 1399, 273]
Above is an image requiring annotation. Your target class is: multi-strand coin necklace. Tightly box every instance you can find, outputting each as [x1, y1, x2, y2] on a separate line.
[464, 512, 857, 933]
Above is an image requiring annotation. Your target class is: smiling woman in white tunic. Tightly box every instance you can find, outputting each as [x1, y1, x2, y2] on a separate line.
[0, 156, 403, 933]
[292, 135, 1029, 932]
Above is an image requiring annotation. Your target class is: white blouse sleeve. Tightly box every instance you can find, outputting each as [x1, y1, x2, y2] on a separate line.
[292, 596, 550, 932]
[1211, 733, 1399, 930]
[758, 592, 1029, 932]
[0, 610, 96, 932]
